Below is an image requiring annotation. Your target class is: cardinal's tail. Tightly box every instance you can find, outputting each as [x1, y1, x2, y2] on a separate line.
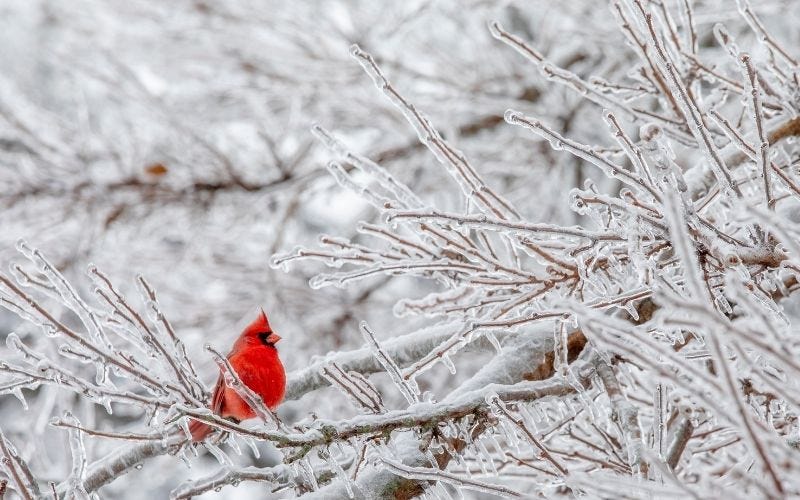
[188, 419, 213, 442]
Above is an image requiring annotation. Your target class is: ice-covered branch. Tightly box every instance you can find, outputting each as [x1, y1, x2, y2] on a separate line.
[504, 110, 659, 199]
[170, 464, 293, 500]
[182, 375, 579, 453]
[82, 440, 183, 494]
[62, 412, 90, 500]
[284, 322, 512, 401]
[349, 44, 520, 221]
[304, 329, 596, 498]
[378, 457, 523, 498]
[386, 209, 624, 242]
[0, 426, 38, 500]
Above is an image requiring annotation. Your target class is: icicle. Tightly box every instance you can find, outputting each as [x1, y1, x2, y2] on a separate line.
[180, 443, 197, 467]
[98, 396, 113, 415]
[177, 417, 192, 441]
[553, 324, 566, 377]
[623, 302, 639, 322]
[322, 449, 355, 499]
[485, 332, 502, 353]
[653, 383, 665, 459]
[422, 447, 440, 469]
[243, 437, 261, 459]
[226, 433, 243, 456]
[474, 438, 496, 476]
[441, 353, 456, 375]
[11, 387, 28, 410]
[714, 292, 734, 316]
[426, 482, 446, 500]
[489, 397, 522, 453]
[518, 403, 541, 434]
[95, 364, 108, 386]
[303, 456, 320, 491]
[439, 432, 463, 466]
[203, 441, 233, 467]
[431, 482, 455, 500]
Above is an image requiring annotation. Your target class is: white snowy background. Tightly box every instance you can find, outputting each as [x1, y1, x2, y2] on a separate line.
[1, 0, 800, 498]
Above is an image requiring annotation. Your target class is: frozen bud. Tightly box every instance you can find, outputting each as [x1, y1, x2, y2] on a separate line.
[725, 254, 741, 266]
[576, 360, 595, 379]
[620, 189, 635, 202]
[488, 20, 503, 38]
[15, 238, 29, 253]
[639, 123, 662, 143]
[503, 109, 521, 124]
[348, 44, 363, 58]
[569, 190, 588, 214]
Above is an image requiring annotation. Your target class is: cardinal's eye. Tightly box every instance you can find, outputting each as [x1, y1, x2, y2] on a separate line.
[258, 332, 273, 345]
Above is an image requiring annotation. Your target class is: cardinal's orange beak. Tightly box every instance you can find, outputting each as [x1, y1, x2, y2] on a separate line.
[266, 333, 282, 344]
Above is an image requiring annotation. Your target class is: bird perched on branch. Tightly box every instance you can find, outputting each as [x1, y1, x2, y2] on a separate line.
[189, 310, 286, 441]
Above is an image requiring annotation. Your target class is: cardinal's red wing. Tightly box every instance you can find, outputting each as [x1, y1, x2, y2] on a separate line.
[210, 374, 226, 413]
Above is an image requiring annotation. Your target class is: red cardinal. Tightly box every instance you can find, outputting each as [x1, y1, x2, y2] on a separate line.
[189, 310, 286, 441]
